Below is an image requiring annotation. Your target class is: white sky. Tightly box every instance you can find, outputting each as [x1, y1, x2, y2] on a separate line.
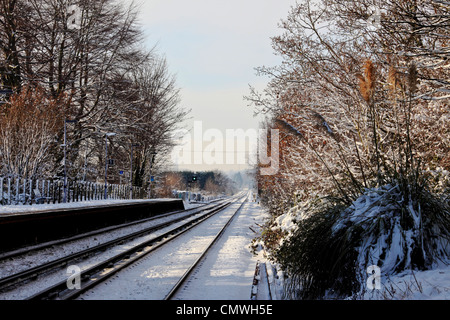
[133, 0, 296, 171]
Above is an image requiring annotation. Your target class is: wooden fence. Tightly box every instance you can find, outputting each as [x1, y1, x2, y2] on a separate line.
[0, 176, 146, 206]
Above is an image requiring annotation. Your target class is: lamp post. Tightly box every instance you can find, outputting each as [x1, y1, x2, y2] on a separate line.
[148, 149, 157, 199]
[63, 119, 77, 203]
[104, 132, 116, 200]
[130, 143, 140, 199]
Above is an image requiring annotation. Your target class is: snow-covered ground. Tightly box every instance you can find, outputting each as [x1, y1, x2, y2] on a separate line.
[361, 266, 450, 300]
[0, 191, 271, 300]
[7, 190, 445, 300]
[0, 198, 182, 215]
[79, 195, 269, 300]
[0, 204, 206, 299]
[171, 198, 269, 300]
[273, 189, 450, 300]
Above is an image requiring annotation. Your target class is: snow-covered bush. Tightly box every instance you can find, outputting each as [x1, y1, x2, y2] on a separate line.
[0, 85, 65, 179]
[425, 168, 450, 204]
[274, 184, 450, 299]
[248, 0, 449, 300]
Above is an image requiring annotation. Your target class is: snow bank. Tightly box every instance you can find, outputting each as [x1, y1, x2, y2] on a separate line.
[273, 206, 300, 235]
[360, 265, 450, 300]
[271, 183, 450, 300]
[273, 199, 319, 236]
[0, 198, 175, 214]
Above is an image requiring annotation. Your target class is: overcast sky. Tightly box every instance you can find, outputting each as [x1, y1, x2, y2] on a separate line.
[133, 0, 295, 171]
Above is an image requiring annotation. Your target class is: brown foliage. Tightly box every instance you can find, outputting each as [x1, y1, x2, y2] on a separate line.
[248, 0, 449, 219]
[0, 85, 66, 178]
[357, 60, 376, 104]
[155, 172, 184, 198]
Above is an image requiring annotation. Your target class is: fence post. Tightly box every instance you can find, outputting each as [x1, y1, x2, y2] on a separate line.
[52, 181, 56, 204]
[22, 178, 25, 204]
[30, 179, 33, 205]
[35, 179, 39, 205]
[57, 181, 61, 203]
[15, 178, 19, 205]
[22, 178, 26, 204]
[44, 180, 48, 204]
[8, 178, 11, 205]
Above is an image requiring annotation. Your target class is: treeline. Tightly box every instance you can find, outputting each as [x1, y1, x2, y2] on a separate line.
[0, 0, 188, 189]
[154, 171, 237, 198]
[248, 0, 449, 299]
[249, 0, 449, 219]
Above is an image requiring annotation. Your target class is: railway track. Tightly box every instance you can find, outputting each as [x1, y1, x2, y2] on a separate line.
[9, 193, 247, 300]
[0, 201, 214, 261]
[22, 193, 248, 300]
[164, 196, 248, 300]
[0, 197, 234, 298]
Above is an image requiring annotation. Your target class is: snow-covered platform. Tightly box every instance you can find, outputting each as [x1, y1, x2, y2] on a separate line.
[0, 199, 184, 252]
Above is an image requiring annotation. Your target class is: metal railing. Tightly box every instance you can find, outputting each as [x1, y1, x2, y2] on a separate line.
[0, 176, 146, 206]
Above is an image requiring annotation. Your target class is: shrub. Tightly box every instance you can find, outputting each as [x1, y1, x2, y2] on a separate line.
[275, 184, 450, 299]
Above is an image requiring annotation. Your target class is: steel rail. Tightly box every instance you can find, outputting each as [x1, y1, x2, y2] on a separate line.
[0, 200, 227, 292]
[25, 196, 243, 300]
[164, 195, 249, 300]
[0, 201, 218, 261]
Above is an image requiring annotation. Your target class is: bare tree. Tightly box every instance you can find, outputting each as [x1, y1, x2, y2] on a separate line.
[0, 0, 189, 183]
[248, 0, 449, 214]
[0, 85, 66, 178]
[247, 0, 449, 299]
